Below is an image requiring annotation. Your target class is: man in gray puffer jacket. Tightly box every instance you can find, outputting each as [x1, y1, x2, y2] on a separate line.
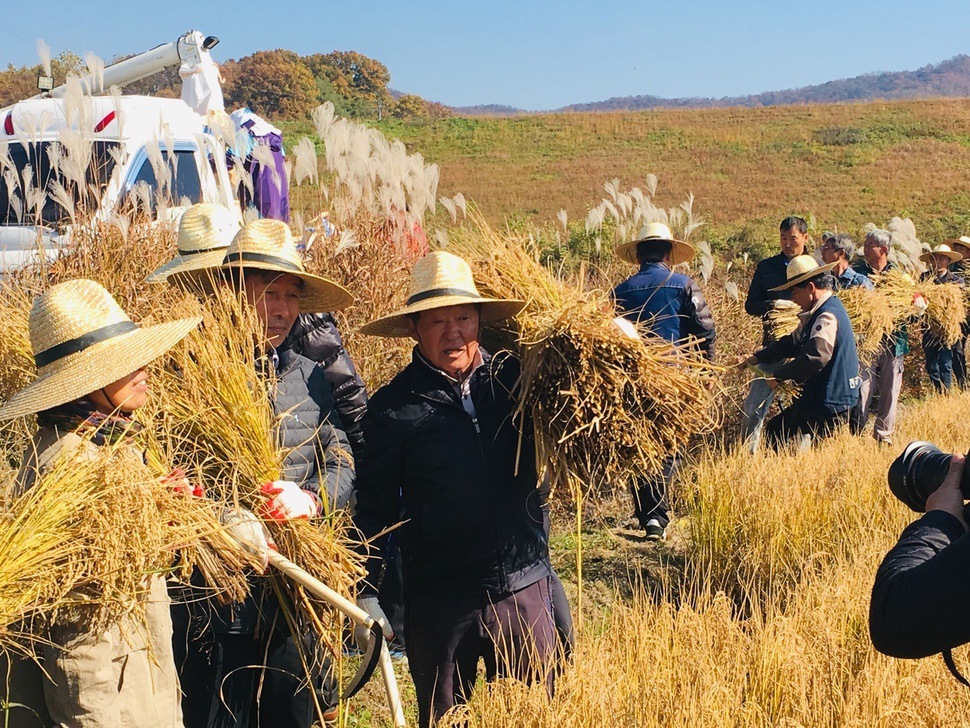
[173, 219, 356, 728]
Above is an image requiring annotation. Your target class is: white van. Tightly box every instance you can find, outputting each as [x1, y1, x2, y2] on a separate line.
[0, 31, 239, 270]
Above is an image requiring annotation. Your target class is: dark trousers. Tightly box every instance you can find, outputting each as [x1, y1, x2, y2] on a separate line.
[173, 625, 336, 728]
[548, 570, 574, 661]
[405, 578, 556, 728]
[632, 455, 678, 529]
[765, 405, 850, 448]
[924, 334, 954, 392]
[378, 534, 407, 651]
[954, 335, 968, 389]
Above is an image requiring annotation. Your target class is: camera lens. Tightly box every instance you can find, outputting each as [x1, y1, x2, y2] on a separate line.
[888, 441, 970, 512]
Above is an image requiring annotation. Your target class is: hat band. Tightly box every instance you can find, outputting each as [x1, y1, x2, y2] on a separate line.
[225, 251, 303, 273]
[179, 244, 228, 256]
[406, 287, 483, 306]
[34, 321, 139, 368]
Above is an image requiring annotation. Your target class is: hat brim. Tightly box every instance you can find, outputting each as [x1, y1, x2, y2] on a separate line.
[769, 261, 838, 291]
[944, 238, 970, 250]
[191, 259, 355, 313]
[920, 250, 962, 264]
[616, 237, 695, 266]
[147, 248, 230, 284]
[0, 316, 202, 421]
[360, 294, 526, 338]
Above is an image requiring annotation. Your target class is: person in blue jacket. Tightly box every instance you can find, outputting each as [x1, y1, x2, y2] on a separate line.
[612, 222, 715, 540]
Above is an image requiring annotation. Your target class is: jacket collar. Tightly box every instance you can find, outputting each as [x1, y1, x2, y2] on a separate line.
[637, 260, 671, 274]
[797, 289, 833, 324]
[410, 346, 493, 409]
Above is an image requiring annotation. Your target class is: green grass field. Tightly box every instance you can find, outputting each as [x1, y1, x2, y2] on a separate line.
[282, 98, 970, 257]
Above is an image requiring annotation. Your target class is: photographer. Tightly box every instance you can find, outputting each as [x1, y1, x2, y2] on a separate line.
[870, 454, 970, 658]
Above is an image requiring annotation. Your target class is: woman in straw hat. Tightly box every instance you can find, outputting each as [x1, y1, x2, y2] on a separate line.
[613, 222, 715, 541]
[736, 255, 860, 448]
[919, 243, 965, 393]
[353, 250, 559, 728]
[0, 279, 201, 727]
[174, 218, 354, 728]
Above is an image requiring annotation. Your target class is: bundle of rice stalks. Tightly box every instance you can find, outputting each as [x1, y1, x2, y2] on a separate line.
[838, 270, 917, 367]
[0, 437, 255, 654]
[151, 287, 365, 641]
[916, 282, 966, 347]
[450, 211, 720, 496]
[764, 300, 801, 344]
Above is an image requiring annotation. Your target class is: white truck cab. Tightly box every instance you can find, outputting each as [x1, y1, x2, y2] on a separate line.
[0, 31, 239, 271]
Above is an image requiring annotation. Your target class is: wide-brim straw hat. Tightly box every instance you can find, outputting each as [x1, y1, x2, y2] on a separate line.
[360, 250, 526, 338]
[147, 203, 239, 283]
[920, 243, 963, 265]
[615, 222, 695, 266]
[0, 279, 201, 421]
[769, 255, 838, 291]
[195, 219, 354, 312]
[943, 236, 970, 252]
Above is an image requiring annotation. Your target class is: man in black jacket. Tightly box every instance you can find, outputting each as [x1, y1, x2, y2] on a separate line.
[741, 216, 809, 451]
[870, 454, 970, 660]
[354, 251, 557, 727]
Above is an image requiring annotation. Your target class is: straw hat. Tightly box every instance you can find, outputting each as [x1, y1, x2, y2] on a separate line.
[0, 280, 201, 420]
[615, 222, 695, 266]
[147, 204, 239, 283]
[769, 255, 837, 291]
[360, 251, 525, 338]
[146, 204, 238, 284]
[200, 219, 354, 312]
[920, 243, 963, 265]
[943, 236, 970, 253]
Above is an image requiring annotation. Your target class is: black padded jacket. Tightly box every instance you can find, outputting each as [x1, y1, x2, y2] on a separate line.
[353, 349, 550, 599]
[281, 312, 368, 461]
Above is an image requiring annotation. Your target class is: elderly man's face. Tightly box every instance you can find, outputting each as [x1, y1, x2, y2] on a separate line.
[864, 237, 888, 267]
[780, 227, 808, 259]
[933, 253, 952, 272]
[819, 240, 841, 265]
[244, 272, 302, 348]
[410, 304, 481, 378]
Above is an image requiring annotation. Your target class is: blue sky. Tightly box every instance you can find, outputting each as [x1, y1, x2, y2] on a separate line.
[4, 1, 969, 110]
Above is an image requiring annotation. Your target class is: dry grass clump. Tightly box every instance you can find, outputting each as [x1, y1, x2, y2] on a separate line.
[838, 269, 917, 366]
[763, 299, 801, 343]
[449, 211, 720, 496]
[436, 393, 970, 727]
[917, 281, 966, 346]
[0, 437, 255, 653]
[151, 286, 365, 637]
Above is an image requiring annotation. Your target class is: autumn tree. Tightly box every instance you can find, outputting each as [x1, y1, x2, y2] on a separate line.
[391, 94, 428, 119]
[223, 50, 317, 120]
[304, 51, 391, 117]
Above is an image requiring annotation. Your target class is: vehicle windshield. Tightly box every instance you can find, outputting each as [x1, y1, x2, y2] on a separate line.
[0, 141, 120, 226]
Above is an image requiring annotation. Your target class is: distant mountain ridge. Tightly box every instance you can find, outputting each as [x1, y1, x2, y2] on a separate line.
[454, 54, 970, 115]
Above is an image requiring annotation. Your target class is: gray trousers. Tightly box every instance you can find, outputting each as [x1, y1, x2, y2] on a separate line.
[741, 361, 782, 453]
[854, 347, 904, 442]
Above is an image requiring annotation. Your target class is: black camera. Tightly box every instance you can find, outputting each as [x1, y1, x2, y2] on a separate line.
[888, 441, 970, 512]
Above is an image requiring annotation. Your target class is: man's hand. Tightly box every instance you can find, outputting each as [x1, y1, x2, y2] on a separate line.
[925, 453, 968, 529]
[734, 354, 757, 370]
[260, 480, 318, 521]
[355, 595, 394, 651]
[220, 508, 275, 572]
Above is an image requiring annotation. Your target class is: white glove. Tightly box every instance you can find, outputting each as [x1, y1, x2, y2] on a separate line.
[912, 293, 929, 313]
[220, 507, 273, 572]
[611, 316, 641, 341]
[355, 595, 393, 651]
[260, 480, 317, 521]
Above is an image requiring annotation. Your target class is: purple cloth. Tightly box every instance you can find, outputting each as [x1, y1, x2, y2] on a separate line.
[240, 132, 290, 223]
